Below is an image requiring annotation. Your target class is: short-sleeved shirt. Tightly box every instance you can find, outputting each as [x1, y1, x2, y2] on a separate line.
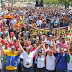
[15, 23, 20, 30]
[3, 48, 11, 64]
[55, 51, 67, 70]
[22, 50, 36, 68]
[67, 53, 72, 70]
[57, 42, 68, 49]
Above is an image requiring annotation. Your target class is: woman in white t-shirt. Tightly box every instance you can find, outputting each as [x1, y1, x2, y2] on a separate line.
[36, 44, 46, 72]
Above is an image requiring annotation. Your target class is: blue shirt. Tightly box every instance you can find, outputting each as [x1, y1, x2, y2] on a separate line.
[11, 20, 17, 27]
[56, 51, 67, 70]
[25, 20, 29, 25]
[5, 31, 8, 35]
[0, 32, 3, 35]
[63, 23, 68, 27]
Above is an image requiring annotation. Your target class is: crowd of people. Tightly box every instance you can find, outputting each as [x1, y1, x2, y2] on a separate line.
[0, 6, 72, 72]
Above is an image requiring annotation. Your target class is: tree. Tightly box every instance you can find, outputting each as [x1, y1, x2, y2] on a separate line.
[62, 0, 70, 8]
[71, 2, 72, 7]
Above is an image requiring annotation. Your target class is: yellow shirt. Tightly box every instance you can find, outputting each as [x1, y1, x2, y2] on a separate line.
[4, 50, 19, 70]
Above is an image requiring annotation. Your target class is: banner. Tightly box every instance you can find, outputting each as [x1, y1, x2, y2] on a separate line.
[28, 25, 68, 35]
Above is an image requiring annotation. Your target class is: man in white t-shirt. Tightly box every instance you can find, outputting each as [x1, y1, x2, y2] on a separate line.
[36, 17, 42, 27]
[46, 49, 56, 72]
[18, 41, 40, 72]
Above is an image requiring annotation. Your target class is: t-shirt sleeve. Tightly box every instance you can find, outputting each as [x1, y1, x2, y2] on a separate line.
[16, 51, 20, 56]
[4, 50, 9, 55]
[16, 51, 19, 55]
[67, 54, 70, 63]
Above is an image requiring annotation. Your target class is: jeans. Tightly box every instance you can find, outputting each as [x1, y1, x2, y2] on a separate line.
[33, 64, 37, 72]
[67, 69, 72, 72]
[45, 69, 55, 72]
[2, 63, 6, 72]
[56, 69, 66, 72]
[23, 67, 33, 72]
[37, 67, 45, 72]
[6, 70, 17, 72]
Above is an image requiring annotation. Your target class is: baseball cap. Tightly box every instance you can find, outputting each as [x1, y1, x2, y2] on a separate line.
[49, 35, 53, 37]
[28, 47, 31, 50]
[11, 45, 15, 49]
[40, 32, 43, 34]
[10, 32, 14, 35]
[48, 49, 52, 52]
[50, 44, 53, 47]
[5, 42, 8, 45]
[1, 39, 5, 43]
[62, 37, 65, 39]
[38, 49, 42, 53]
[55, 43, 57, 46]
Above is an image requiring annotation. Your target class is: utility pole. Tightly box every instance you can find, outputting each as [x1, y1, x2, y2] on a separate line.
[11, 0, 13, 6]
[1, 0, 3, 8]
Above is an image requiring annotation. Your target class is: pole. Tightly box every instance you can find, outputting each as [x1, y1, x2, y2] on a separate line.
[12, 0, 13, 6]
[1, 0, 3, 8]
[27, 0, 28, 4]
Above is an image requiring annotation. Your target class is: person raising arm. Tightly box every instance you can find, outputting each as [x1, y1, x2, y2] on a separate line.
[53, 38, 67, 72]
[67, 40, 72, 72]
[36, 43, 46, 72]
[0, 42, 23, 72]
[18, 40, 41, 72]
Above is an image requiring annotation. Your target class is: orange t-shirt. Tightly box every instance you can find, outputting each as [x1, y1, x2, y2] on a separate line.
[4, 15, 8, 19]
[15, 23, 20, 30]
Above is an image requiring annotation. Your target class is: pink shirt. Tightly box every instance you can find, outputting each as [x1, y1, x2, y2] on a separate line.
[57, 42, 68, 49]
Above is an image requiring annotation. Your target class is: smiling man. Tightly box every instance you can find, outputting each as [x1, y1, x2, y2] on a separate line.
[0, 43, 23, 72]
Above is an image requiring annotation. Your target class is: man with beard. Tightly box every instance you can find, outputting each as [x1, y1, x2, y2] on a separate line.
[53, 39, 67, 72]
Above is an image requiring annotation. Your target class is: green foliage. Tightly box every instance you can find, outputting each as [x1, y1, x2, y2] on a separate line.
[44, 0, 70, 8]
[71, 2, 72, 7]
[62, 0, 70, 8]
[7, 0, 71, 8]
